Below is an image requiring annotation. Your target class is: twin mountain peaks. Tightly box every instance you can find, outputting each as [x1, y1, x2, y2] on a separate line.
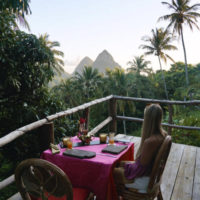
[73, 50, 121, 74]
[50, 50, 121, 87]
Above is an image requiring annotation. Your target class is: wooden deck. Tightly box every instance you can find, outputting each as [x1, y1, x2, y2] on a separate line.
[116, 134, 200, 200]
[9, 134, 200, 200]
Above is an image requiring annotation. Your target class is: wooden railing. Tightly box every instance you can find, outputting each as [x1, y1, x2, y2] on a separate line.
[1, 94, 200, 197]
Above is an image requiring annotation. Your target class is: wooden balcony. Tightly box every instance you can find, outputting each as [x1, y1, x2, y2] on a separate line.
[2, 95, 200, 200]
[9, 134, 200, 200]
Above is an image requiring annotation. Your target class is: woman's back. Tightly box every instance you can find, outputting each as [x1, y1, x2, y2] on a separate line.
[114, 104, 166, 184]
[124, 135, 164, 180]
[139, 135, 164, 166]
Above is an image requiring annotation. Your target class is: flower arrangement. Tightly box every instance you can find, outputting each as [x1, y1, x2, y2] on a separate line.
[77, 118, 92, 144]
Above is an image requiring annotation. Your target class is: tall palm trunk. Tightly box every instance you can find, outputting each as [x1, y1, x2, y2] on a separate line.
[180, 26, 189, 87]
[158, 56, 168, 100]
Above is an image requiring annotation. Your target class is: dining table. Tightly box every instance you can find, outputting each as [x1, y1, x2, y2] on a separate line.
[41, 136, 134, 200]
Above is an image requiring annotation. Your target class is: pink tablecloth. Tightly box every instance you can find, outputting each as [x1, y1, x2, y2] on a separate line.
[41, 137, 134, 200]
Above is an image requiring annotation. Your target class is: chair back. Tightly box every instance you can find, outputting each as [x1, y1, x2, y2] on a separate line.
[147, 135, 172, 193]
[15, 158, 73, 200]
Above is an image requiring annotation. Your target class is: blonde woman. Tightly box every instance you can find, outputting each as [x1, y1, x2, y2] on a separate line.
[114, 104, 167, 191]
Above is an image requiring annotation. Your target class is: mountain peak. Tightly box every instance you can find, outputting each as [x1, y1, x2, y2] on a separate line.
[73, 50, 121, 75]
[101, 49, 110, 55]
[93, 50, 121, 73]
[82, 56, 93, 62]
[73, 57, 93, 74]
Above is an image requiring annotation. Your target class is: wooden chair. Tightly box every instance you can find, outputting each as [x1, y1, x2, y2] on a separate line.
[15, 158, 93, 200]
[117, 135, 172, 200]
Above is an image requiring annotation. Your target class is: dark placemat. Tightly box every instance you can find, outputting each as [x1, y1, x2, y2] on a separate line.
[63, 149, 96, 159]
[102, 145, 128, 154]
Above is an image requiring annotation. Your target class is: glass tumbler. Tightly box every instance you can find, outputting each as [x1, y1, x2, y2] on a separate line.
[66, 138, 73, 149]
[109, 132, 115, 145]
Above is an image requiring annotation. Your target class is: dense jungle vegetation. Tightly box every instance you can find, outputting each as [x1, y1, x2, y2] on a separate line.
[1, 0, 200, 199]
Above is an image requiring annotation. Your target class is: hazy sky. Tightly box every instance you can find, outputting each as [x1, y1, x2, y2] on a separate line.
[25, 0, 200, 74]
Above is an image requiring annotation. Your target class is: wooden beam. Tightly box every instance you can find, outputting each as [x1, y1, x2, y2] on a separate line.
[8, 192, 22, 200]
[0, 119, 47, 148]
[116, 115, 200, 130]
[46, 95, 113, 121]
[116, 116, 143, 123]
[168, 104, 173, 135]
[84, 107, 90, 130]
[113, 95, 200, 105]
[0, 175, 14, 190]
[0, 95, 113, 148]
[88, 117, 112, 136]
[109, 98, 117, 133]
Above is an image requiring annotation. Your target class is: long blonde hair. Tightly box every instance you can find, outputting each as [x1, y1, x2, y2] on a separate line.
[136, 104, 166, 159]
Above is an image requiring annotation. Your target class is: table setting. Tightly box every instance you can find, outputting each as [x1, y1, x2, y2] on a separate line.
[41, 118, 134, 200]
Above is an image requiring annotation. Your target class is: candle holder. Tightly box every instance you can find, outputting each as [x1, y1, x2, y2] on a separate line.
[77, 118, 92, 144]
[77, 134, 92, 145]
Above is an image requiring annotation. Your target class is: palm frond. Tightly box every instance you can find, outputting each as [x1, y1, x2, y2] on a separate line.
[185, 18, 200, 30]
[158, 15, 169, 22]
[160, 0, 200, 37]
[165, 54, 176, 63]
[172, 0, 178, 10]
[161, 1, 177, 10]
[144, 51, 155, 56]
[186, 4, 200, 11]
[186, 12, 200, 18]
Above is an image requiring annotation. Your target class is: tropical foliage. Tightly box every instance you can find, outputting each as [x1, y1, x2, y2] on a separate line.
[0, 0, 31, 15]
[140, 28, 177, 99]
[127, 55, 152, 75]
[0, 4, 66, 199]
[159, 0, 200, 87]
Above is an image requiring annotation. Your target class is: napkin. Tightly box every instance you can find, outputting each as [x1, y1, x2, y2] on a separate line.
[50, 143, 60, 154]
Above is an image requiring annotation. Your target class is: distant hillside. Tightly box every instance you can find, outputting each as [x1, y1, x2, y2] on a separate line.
[73, 56, 93, 74]
[49, 69, 70, 88]
[73, 50, 121, 74]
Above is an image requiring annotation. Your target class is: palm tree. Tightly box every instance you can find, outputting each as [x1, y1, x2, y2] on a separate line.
[0, 0, 31, 15]
[0, 0, 31, 30]
[106, 68, 135, 134]
[127, 55, 152, 75]
[140, 28, 177, 99]
[39, 33, 64, 73]
[159, 0, 200, 87]
[74, 66, 102, 100]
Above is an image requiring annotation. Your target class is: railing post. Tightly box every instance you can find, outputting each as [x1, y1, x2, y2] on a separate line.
[84, 107, 90, 130]
[109, 98, 117, 133]
[38, 122, 54, 153]
[168, 105, 173, 135]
